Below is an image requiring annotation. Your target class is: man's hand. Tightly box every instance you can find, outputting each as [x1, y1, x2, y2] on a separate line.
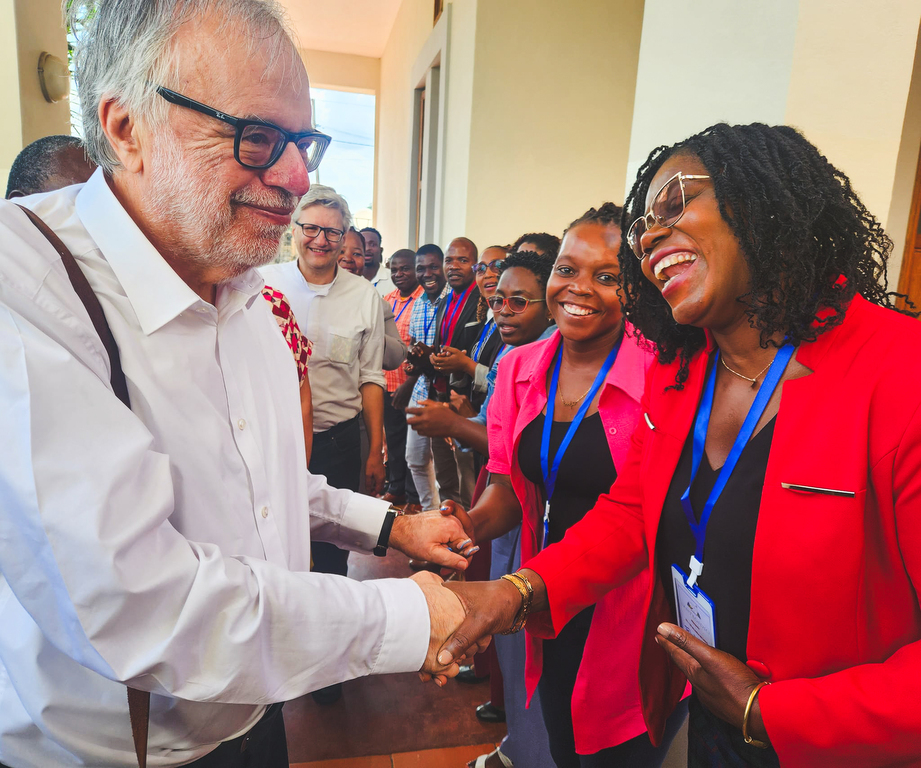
[365, 452, 386, 496]
[405, 399, 461, 438]
[449, 391, 477, 418]
[431, 346, 475, 376]
[390, 511, 478, 571]
[655, 622, 771, 744]
[391, 378, 416, 411]
[411, 571, 467, 686]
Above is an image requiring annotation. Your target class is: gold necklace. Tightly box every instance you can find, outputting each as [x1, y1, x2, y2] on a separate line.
[719, 353, 776, 389]
[559, 382, 593, 408]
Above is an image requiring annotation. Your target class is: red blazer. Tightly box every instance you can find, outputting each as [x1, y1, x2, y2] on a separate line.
[526, 295, 921, 768]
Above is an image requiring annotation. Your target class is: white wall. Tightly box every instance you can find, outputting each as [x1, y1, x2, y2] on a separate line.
[626, 0, 800, 194]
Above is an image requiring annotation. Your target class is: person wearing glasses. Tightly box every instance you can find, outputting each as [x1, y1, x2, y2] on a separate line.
[441, 204, 687, 768]
[437, 123, 921, 767]
[0, 2, 477, 766]
[261, 187, 387, 586]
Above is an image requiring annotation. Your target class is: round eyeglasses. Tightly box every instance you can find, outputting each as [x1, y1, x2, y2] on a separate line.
[487, 295, 545, 314]
[156, 86, 331, 172]
[473, 259, 506, 275]
[626, 172, 710, 259]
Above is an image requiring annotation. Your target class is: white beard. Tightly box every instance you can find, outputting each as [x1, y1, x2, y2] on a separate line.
[145, 140, 297, 280]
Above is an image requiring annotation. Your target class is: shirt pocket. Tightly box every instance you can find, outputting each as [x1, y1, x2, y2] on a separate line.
[327, 326, 358, 365]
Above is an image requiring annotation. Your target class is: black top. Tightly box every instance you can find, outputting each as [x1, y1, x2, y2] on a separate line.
[656, 410, 776, 662]
[519, 411, 617, 545]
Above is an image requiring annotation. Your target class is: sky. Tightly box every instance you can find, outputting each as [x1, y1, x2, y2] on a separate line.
[309, 88, 376, 215]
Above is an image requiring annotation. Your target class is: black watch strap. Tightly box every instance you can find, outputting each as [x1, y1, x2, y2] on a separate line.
[373, 507, 402, 557]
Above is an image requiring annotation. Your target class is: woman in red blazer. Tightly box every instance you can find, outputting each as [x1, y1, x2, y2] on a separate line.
[437, 123, 921, 768]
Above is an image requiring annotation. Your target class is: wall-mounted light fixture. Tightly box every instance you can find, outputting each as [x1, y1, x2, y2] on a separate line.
[38, 51, 70, 103]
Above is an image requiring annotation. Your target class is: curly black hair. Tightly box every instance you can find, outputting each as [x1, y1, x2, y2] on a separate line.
[498, 249, 555, 290]
[565, 202, 624, 234]
[511, 232, 561, 259]
[619, 122, 904, 388]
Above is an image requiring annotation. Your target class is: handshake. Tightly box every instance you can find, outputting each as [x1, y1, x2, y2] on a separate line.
[395, 503, 540, 685]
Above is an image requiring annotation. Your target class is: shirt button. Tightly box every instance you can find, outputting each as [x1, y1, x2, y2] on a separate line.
[238, 419, 246, 430]
[261, 506, 269, 519]
[608, 427, 617, 435]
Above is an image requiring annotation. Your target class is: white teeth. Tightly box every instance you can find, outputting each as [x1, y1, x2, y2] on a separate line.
[562, 303, 596, 317]
[654, 252, 697, 282]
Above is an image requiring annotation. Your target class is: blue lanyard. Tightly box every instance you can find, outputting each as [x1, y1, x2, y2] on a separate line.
[441, 287, 468, 337]
[541, 338, 621, 547]
[422, 300, 437, 341]
[392, 294, 415, 324]
[472, 320, 497, 361]
[680, 343, 795, 587]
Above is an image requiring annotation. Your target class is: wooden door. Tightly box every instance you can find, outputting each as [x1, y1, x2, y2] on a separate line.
[898, 147, 921, 310]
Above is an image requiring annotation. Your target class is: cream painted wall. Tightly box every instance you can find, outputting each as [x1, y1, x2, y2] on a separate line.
[1, 0, 71, 193]
[301, 48, 380, 93]
[376, 0, 440, 252]
[783, 0, 921, 287]
[626, 0, 800, 194]
[438, 0, 477, 245]
[464, 0, 644, 247]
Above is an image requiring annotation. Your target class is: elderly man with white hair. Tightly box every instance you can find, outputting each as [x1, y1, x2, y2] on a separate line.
[0, 1, 477, 767]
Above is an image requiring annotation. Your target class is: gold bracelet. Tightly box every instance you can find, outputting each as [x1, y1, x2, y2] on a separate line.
[742, 681, 770, 749]
[499, 572, 532, 634]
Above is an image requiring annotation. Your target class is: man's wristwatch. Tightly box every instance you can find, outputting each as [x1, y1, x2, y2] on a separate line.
[373, 506, 404, 557]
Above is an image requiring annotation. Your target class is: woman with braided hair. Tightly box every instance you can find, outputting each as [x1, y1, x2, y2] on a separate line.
[439, 123, 921, 768]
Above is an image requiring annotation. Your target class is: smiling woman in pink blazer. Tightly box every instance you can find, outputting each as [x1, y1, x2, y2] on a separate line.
[457, 204, 686, 768]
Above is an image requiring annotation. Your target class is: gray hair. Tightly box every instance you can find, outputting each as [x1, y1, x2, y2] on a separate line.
[65, 0, 298, 174]
[294, 185, 353, 231]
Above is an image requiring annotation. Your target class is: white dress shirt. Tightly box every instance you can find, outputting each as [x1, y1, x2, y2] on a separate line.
[0, 170, 428, 767]
[260, 261, 386, 432]
[371, 265, 396, 297]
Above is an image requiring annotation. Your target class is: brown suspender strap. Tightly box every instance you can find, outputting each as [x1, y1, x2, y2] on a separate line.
[15, 204, 150, 768]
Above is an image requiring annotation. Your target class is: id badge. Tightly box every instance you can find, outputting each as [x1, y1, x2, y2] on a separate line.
[670, 564, 717, 648]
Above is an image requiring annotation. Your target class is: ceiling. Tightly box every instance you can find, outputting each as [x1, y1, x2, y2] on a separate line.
[281, 0, 403, 58]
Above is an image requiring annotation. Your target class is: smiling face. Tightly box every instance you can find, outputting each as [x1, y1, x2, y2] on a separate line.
[138, 11, 312, 280]
[494, 266, 551, 346]
[416, 252, 447, 299]
[337, 229, 365, 276]
[547, 222, 624, 345]
[475, 246, 505, 299]
[390, 250, 419, 295]
[294, 204, 346, 275]
[444, 239, 476, 291]
[639, 153, 753, 331]
[361, 230, 382, 268]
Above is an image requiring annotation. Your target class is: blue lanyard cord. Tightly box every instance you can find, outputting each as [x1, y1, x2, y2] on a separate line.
[442, 291, 464, 335]
[680, 343, 795, 586]
[472, 320, 497, 362]
[540, 339, 622, 547]
[392, 295, 415, 324]
[422, 301, 437, 341]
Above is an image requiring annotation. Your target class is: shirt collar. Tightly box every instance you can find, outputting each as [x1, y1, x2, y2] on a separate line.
[75, 170, 224, 335]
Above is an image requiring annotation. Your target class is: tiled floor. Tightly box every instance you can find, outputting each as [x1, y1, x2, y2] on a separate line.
[283, 549, 506, 764]
[290, 742, 500, 767]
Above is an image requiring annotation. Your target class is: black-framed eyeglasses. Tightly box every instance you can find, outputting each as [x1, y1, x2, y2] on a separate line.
[626, 172, 711, 259]
[295, 222, 344, 244]
[487, 295, 544, 314]
[156, 86, 331, 172]
[473, 259, 505, 275]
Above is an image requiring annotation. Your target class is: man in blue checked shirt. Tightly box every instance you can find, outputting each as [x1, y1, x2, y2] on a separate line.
[391, 244, 457, 510]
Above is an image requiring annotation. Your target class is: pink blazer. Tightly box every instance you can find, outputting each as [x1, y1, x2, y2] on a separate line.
[485, 326, 655, 753]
